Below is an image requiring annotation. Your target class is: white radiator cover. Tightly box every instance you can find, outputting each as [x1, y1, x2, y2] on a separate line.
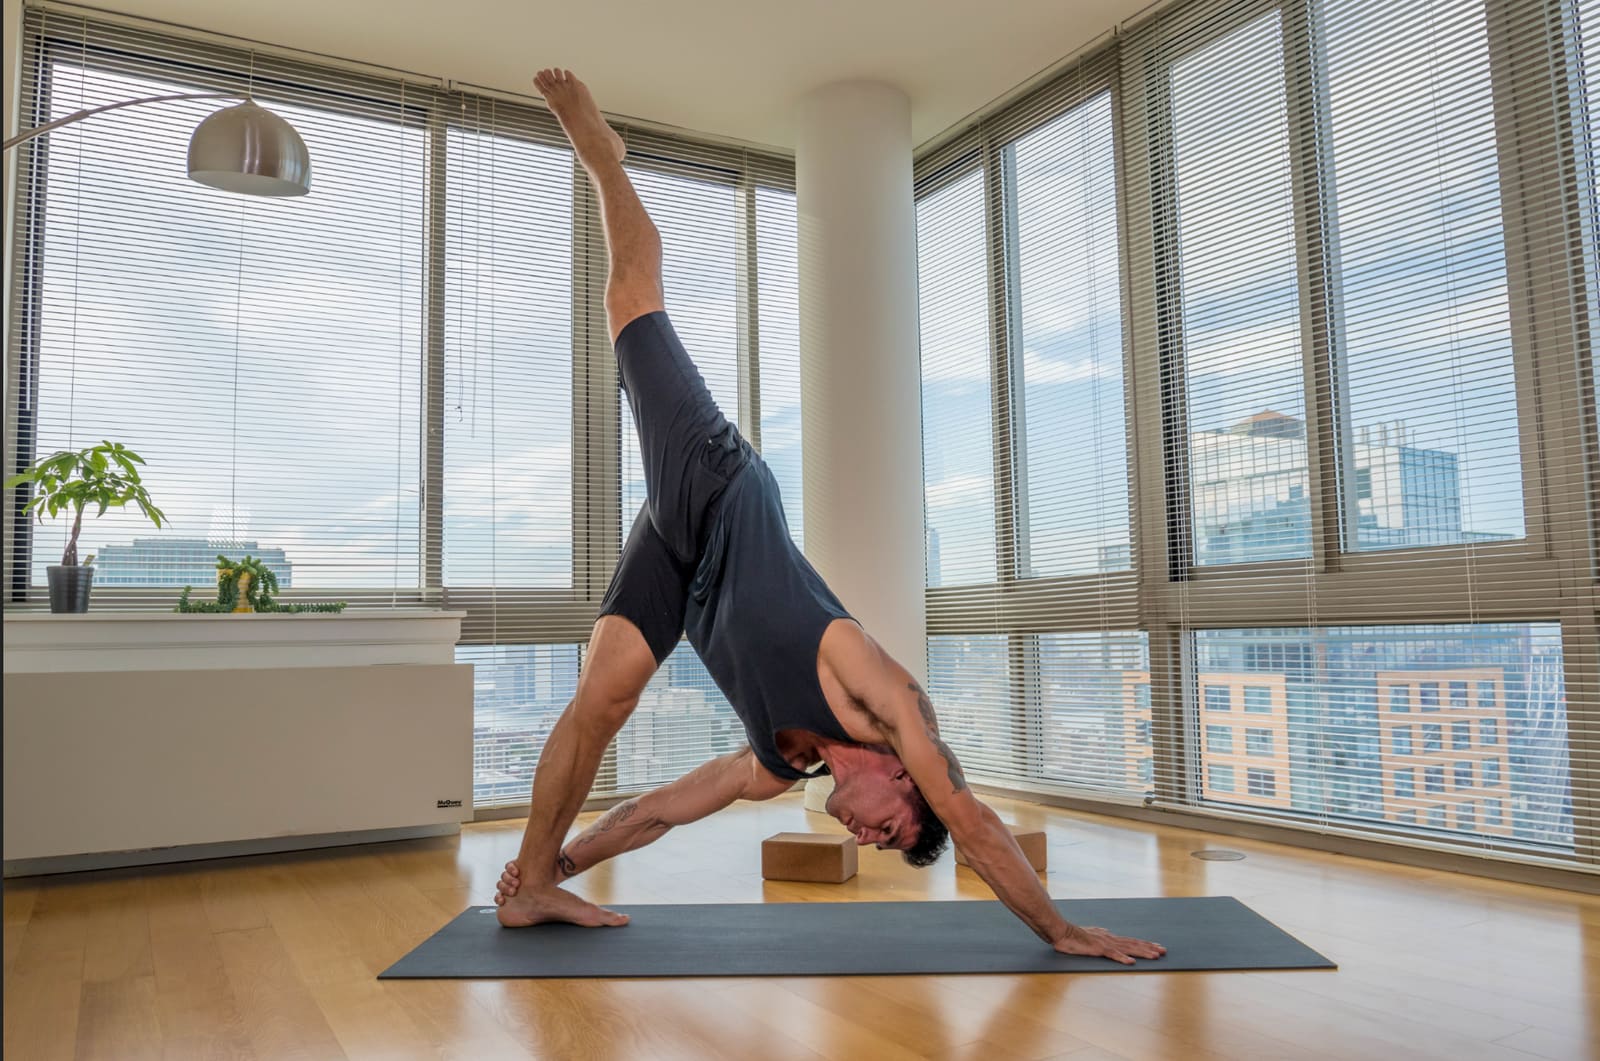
[2, 611, 472, 866]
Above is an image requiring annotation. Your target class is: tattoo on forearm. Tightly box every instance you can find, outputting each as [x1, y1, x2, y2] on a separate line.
[907, 681, 968, 793]
[573, 799, 639, 850]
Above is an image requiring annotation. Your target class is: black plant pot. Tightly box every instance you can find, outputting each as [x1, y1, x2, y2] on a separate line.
[47, 565, 94, 613]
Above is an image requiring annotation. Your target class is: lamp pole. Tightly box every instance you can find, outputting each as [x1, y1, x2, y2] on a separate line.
[2, 91, 240, 152]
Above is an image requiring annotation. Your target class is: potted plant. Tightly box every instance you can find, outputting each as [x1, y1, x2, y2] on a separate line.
[3, 441, 166, 613]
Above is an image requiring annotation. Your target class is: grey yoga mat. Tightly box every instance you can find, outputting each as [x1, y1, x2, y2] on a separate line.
[378, 896, 1334, 979]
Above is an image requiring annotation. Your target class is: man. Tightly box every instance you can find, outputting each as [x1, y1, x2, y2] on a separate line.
[492, 69, 1165, 966]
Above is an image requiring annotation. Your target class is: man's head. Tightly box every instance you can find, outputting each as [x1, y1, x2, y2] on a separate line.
[824, 745, 950, 867]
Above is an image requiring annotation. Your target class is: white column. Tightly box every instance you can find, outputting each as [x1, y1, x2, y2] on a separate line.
[796, 82, 926, 684]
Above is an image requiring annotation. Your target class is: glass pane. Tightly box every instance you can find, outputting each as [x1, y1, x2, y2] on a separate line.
[461, 643, 581, 806]
[1171, 15, 1309, 565]
[32, 63, 424, 589]
[1581, 0, 1600, 383]
[1010, 91, 1131, 577]
[918, 170, 997, 587]
[1038, 632, 1152, 793]
[1324, 0, 1523, 549]
[614, 642, 743, 790]
[1194, 625, 1571, 850]
[621, 168, 740, 540]
[444, 129, 573, 587]
[756, 186, 804, 545]
[926, 635, 1012, 778]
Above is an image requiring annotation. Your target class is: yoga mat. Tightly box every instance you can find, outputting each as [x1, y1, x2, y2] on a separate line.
[379, 897, 1334, 979]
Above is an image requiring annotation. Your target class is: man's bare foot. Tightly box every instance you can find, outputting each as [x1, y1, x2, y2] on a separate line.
[534, 68, 626, 169]
[494, 863, 628, 929]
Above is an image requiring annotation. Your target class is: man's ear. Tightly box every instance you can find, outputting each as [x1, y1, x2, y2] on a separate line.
[892, 767, 912, 784]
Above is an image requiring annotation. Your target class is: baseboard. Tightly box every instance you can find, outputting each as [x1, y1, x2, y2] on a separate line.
[2, 822, 461, 878]
[968, 781, 1599, 896]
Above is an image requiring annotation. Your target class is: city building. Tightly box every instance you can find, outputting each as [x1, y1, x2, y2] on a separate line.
[93, 536, 292, 587]
[1377, 669, 1514, 837]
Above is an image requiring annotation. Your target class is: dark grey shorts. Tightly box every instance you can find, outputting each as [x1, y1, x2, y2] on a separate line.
[598, 311, 751, 665]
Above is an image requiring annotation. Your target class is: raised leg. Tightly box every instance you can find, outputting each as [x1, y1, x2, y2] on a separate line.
[496, 614, 658, 928]
[534, 68, 664, 342]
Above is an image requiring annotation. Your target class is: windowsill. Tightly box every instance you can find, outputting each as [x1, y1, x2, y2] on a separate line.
[3, 609, 467, 673]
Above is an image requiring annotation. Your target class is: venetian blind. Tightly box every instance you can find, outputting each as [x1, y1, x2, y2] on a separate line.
[915, 49, 1150, 802]
[4, 8, 803, 810]
[915, 0, 1597, 872]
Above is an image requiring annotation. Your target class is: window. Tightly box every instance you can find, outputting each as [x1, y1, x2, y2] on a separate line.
[918, 170, 995, 588]
[1426, 806, 1447, 830]
[1480, 718, 1500, 745]
[445, 127, 573, 589]
[1246, 768, 1277, 798]
[1323, 0, 1525, 550]
[1396, 809, 1418, 826]
[1485, 798, 1504, 827]
[1245, 728, 1274, 756]
[920, 0, 1597, 873]
[460, 643, 581, 805]
[17, 56, 425, 593]
[1010, 92, 1130, 578]
[1138, 757, 1155, 784]
[1393, 768, 1415, 799]
[616, 643, 743, 789]
[1171, 15, 1310, 566]
[1038, 633, 1152, 791]
[1454, 762, 1474, 790]
[756, 186, 805, 543]
[1458, 803, 1478, 833]
[1135, 684, 1152, 710]
[1207, 724, 1234, 753]
[1483, 758, 1501, 786]
[928, 635, 1013, 781]
[1208, 764, 1236, 793]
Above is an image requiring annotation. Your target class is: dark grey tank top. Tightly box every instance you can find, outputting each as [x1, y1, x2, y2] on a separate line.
[683, 455, 855, 781]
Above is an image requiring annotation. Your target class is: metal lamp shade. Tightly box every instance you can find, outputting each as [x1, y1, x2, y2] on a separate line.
[187, 101, 310, 197]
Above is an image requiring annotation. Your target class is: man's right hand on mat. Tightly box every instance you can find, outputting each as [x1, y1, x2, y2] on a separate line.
[1052, 923, 1167, 965]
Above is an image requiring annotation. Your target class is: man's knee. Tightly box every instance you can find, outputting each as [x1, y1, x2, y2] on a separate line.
[575, 681, 641, 736]
[606, 283, 665, 343]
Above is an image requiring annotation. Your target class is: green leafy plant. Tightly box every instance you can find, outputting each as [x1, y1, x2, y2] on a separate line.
[175, 554, 346, 614]
[2, 441, 166, 566]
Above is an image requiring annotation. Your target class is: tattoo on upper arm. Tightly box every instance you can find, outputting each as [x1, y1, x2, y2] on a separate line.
[908, 680, 967, 794]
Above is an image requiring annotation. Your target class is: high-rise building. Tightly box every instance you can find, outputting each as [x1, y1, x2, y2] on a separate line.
[93, 537, 292, 587]
[1375, 669, 1514, 837]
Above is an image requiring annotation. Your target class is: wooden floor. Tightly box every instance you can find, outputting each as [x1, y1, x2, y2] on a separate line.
[4, 793, 1596, 1061]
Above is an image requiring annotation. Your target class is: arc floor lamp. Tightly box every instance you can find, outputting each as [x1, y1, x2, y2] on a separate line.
[3, 92, 312, 197]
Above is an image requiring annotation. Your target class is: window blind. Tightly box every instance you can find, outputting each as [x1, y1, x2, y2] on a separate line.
[917, 50, 1150, 801]
[918, 0, 1598, 870]
[5, 8, 802, 810]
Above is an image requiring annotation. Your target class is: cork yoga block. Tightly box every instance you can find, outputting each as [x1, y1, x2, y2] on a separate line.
[954, 827, 1048, 872]
[761, 832, 858, 883]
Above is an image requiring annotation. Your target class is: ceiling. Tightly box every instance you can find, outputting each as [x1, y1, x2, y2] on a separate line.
[84, 0, 1154, 149]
